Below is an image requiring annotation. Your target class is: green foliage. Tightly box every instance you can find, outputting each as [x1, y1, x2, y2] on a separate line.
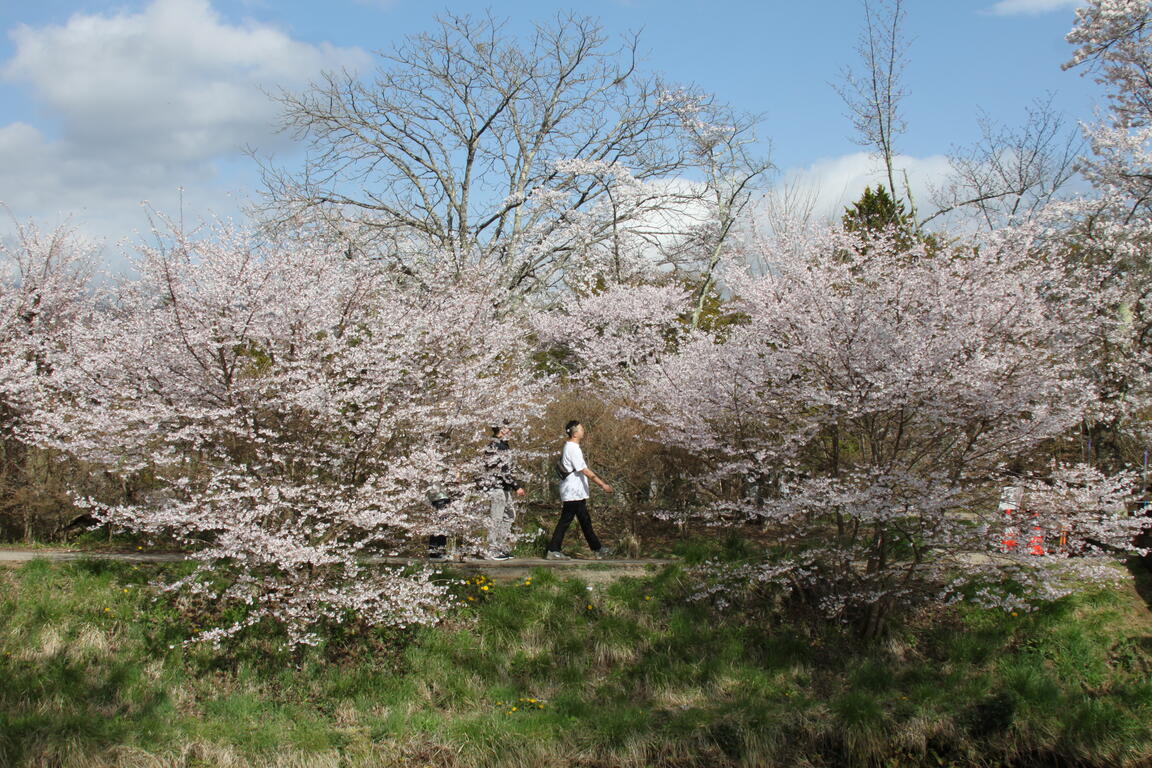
[843, 185, 916, 234]
[841, 184, 948, 256]
[670, 532, 757, 564]
[676, 276, 748, 335]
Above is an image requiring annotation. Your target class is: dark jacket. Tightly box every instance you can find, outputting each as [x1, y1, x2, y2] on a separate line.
[481, 439, 522, 492]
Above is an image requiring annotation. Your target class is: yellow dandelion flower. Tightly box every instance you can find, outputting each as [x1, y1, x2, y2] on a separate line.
[481, 585, 489, 591]
[586, 604, 593, 610]
[511, 706, 517, 712]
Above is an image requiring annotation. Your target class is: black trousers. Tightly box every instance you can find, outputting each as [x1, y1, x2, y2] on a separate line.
[548, 499, 602, 552]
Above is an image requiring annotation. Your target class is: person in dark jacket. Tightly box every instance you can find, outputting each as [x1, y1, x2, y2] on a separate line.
[481, 423, 525, 560]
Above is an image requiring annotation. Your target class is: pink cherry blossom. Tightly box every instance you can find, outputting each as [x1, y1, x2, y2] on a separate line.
[32, 217, 544, 646]
[549, 222, 1144, 635]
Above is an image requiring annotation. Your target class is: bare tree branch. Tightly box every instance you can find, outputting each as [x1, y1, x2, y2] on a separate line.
[836, 0, 909, 206]
[256, 12, 762, 301]
[925, 95, 1082, 229]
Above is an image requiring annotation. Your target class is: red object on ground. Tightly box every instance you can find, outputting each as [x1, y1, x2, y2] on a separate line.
[1002, 506, 1018, 552]
[1027, 515, 1046, 556]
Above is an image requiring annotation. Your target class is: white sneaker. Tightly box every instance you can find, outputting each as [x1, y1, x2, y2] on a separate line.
[490, 552, 513, 561]
[545, 550, 569, 560]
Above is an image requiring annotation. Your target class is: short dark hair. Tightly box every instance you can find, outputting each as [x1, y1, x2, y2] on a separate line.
[564, 420, 581, 437]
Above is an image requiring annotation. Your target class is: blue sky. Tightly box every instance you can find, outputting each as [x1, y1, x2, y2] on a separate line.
[0, 0, 1097, 247]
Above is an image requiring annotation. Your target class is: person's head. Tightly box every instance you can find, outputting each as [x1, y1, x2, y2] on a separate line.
[564, 420, 584, 440]
[491, 421, 511, 439]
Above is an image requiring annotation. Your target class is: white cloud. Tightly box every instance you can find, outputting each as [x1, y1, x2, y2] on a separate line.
[0, 0, 371, 247]
[765, 152, 953, 228]
[985, 0, 1084, 16]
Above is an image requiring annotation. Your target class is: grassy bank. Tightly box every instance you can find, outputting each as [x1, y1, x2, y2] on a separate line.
[2, 557, 1151, 767]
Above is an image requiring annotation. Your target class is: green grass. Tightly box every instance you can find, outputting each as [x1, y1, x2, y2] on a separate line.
[2, 556, 1152, 767]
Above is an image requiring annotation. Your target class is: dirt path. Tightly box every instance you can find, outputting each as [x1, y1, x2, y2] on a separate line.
[0, 548, 674, 583]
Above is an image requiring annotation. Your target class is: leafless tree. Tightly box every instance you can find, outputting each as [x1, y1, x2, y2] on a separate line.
[760, 178, 819, 239]
[836, 0, 908, 207]
[258, 12, 764, 299]
[925, 95, 1082, 230]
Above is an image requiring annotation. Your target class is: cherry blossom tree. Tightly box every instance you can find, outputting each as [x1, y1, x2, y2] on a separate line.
[1057, 0, 1152, 467]
[652, 90, 772, 328]
[544, 223, 1142, 637]
[0, 222, 94, 432]
[1066, 0, 1152, 212]
[37, 220, 543, 646]
[0, 221, 95, 540]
